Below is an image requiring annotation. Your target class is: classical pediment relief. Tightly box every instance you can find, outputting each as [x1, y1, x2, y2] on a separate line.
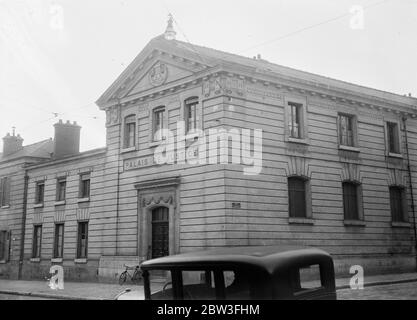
[104, 51, 209, 104]
[125, 60, 195, 98]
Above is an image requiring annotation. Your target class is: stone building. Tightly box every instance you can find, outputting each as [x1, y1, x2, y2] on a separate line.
[1, 19, 417, 281]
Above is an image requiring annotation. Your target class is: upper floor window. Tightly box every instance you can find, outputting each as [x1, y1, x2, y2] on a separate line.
[288, 177, 309, 218]
[342, 181, 362, 221]
[338, 114, 357, 147]
[153, 107, 166, 142]
[124, 115, 136, 149]
[389, 186, 407, 223]
[35, 181, 45, 205]
[185, 97, 199, 133]
[288, 102, 303, 139]
[386, 121, 400, 154]
[79, 173, 90, 199]
[56, 177, 66, 202]
[0, 177, 10, 207]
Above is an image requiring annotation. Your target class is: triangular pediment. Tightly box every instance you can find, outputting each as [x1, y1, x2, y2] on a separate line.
[96, 37, 212, 109]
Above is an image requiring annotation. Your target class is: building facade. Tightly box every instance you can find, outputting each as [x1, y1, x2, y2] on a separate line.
[1, 23, 417, 282]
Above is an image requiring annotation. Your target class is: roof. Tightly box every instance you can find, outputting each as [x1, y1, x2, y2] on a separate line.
[0, 139, 54, 163]
[140, 246, 333, 275]
[97, 34, 417, 110]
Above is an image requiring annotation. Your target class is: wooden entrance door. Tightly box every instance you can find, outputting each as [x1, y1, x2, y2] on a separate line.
[151, 207, 169, 259]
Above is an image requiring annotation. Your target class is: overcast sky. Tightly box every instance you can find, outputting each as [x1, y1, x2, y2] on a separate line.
[1, 0, 416, 152]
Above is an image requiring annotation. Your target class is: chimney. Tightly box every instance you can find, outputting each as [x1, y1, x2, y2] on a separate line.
[53, 120, 81, 159]
[2, 129, 24, 157]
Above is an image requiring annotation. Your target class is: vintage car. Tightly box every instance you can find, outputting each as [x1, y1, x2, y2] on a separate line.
[131, 245, 337, 300]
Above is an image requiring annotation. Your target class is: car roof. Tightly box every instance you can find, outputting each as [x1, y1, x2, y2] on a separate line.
[140, 246, 333, 275]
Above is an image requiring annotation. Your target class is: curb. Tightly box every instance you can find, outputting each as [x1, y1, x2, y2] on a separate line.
[0, 289, 108, 300]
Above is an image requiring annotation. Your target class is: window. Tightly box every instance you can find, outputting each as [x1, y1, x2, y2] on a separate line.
[224, 270, 251, 300]
[0, 231, 8, 261]
[288, 177, 307, 218]
[153, 107, 166, 142]
[185, 97, 199, 133]
[79, 174, 90, 199]
[182, 270, 217, 300]
[35, 181, 45, 205]
[32, 225, 42, 258]
[124, 115, 136, 149]
[343, 182, 361, 220]
[390, 186, 407, 223]
[288, 102, 302, 139]
[53, 224, 64, 258]
[290, 264, 323, 297]
[387, 122, 400, 154]
[77, 221, 88, 259]
[338, 114, 356, 147]
[56, 178, 66, 202]
[0, 177, 10, 207]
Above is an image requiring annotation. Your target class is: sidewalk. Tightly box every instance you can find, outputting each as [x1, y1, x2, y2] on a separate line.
[0, 272, 417, 300]
[0, 279, 143, 300]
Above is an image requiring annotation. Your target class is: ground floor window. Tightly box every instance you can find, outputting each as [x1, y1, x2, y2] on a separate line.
[77, 221, 88, 259]
[390, 186, 407, 223]
[32, 225, 42, 258]
[343, 182, 361, 220]
[54, 224, 64, 258]
[0, 231, 7, 261]
[288, 177, 308, 218]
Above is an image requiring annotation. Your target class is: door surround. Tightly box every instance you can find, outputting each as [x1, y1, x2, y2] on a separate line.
[135, 177, 180, 261]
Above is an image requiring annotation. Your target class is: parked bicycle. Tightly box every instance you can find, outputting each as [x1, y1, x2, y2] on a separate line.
[119, 265, 142, 285]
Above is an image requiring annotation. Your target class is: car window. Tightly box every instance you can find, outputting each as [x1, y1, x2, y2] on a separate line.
[292, 264, 323, 295]
[149, 270, 174, 300]
[182, 270, 216, 300]
[223, 271, 251, 300]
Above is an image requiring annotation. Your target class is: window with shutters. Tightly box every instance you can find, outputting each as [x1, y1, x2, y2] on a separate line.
[338, 114, 357, 147]
[0, 177, 10, 207]
[288, 177, 308, 218]
[285, 97, 309, 144]
[53, 224, 64, 258]
[79, 173, 90, 199]
[77, 221, 88, 259]
[153, 107, 166, 142]
[288, 103, 303, 139]
[386, 122, 400, 155]
[56, 178, 66, 202]
[185, 97, 199, 133]
[124, 115, 136, 149]
[342, 182, 362, 221]
[390, 186, 407, 223]
[32, 225, 42, 258]
[35, 181, 45, 205]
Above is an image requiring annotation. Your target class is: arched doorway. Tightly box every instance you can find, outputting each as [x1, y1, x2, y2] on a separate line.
[151, 207, 169, 259]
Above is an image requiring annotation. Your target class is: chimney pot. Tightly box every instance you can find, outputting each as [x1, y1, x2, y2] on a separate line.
[2, 131, 24, 157]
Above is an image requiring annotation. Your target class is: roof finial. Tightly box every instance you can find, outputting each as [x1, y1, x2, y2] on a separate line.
[164, 14, 176, 40]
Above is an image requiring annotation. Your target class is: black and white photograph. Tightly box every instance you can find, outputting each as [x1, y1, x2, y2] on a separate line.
[0, 0, 417, 310]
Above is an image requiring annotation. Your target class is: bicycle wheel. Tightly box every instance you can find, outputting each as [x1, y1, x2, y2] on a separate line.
[119, 272, 127, 285]
[132, 269, 142, 284]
